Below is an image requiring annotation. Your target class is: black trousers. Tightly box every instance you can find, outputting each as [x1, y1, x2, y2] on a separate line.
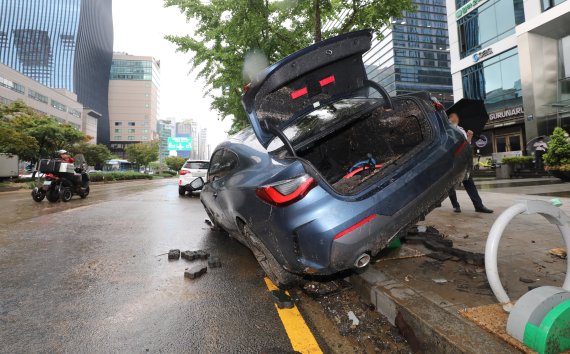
[535, 150, 545, 170]
[448, 176, 484, 209]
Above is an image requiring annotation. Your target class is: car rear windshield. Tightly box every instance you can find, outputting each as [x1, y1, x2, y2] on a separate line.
[183, 162, 210, 169]
[267, 86, 384, 152]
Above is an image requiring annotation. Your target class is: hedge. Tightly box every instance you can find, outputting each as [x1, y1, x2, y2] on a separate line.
[501, 156, 534, 165]
[89, 172, 152, 182]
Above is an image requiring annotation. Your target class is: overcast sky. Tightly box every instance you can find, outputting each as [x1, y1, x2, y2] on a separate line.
[112, 0, 232, 148]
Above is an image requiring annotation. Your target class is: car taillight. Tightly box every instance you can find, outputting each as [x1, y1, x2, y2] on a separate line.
[180, 170, 190, 176]
[256, 174, 317, 207]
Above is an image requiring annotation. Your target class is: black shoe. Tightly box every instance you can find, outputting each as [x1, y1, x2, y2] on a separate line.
[453, 207, 461, 213]
[475, 206, 494, 213]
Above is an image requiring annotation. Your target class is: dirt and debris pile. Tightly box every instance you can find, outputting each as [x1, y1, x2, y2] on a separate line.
[298, 280, 410, 353]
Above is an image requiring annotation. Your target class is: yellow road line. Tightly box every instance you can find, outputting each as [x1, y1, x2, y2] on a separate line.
[263, 277, 323, 354]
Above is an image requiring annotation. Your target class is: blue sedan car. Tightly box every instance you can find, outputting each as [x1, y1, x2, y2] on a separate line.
[194, 30, 471, 287]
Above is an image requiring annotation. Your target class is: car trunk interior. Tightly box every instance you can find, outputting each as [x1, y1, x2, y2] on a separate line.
[295, 96, 433, 195]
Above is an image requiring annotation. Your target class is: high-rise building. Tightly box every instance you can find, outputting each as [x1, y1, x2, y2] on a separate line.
[157, 119, 173, 161]
[0, 0, 113, 144]
[108, 53, 160, 158]
[175, 120, 192, 159]
[199, 128, 208, 160]
[324, 0, 453, 106]
[446, 0, 570, 157]
[0, 63, 98, 141]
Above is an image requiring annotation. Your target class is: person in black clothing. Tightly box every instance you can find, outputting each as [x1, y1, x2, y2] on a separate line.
[447, 113, 493, 213]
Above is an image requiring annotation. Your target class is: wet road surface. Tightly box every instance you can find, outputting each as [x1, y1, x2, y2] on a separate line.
[0, 179, 298, 353]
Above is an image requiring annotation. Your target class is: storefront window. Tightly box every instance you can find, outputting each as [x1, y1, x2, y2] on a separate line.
[457, 0, 525, 58]
[542, 0, 567, 11]
[461, 48, 522, 112]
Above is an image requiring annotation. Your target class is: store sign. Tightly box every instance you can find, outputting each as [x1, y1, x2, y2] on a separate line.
[489, 106, 524, 122]
[167, 137, 192, 151]
[475, 134, 488, 148]
[472, 48, 493, 62]
[456, 0, 489, 19]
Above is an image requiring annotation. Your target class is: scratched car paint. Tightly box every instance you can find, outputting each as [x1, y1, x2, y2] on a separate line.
[196, 30, 471, 287]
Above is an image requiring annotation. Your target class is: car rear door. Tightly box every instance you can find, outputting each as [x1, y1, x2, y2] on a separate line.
[201, 150, 239, 229]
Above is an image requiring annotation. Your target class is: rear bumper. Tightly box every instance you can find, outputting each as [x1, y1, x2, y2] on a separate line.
[248, 146, 469, 276]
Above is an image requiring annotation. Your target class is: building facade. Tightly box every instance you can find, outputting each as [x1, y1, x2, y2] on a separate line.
[174, 120, 196, 159]
[198, 128, 208, 160]
[325, 0, 453, 106]
[157, 119, 173, 161]
[0, 0, 113, 144]
[0, 63, 97, 141]
[447, 0, 570, 157]
[108, 53, 160, 158]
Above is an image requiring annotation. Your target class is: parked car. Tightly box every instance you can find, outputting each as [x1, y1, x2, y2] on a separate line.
[195, 30, 472, 287]
[179, 160, 210, 195]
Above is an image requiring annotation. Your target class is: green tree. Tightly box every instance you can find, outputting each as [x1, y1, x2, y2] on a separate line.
[125, 141, 159, 172]
[543, 127, 570, 167]
[0, 100, 88, 162]
[70, 142, 114, 168]
[165, 0, 414, 132]
[164, 156, 187, 172]
[0, 126, 39, 160]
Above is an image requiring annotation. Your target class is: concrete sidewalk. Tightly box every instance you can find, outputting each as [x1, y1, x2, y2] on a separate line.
[353, 190, 569, 353]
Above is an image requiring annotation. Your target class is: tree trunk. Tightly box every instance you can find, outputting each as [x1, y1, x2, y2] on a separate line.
[314, 0, 322, 43]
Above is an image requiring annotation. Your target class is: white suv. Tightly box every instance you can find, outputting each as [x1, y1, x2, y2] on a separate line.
[178, 160, 210, 196]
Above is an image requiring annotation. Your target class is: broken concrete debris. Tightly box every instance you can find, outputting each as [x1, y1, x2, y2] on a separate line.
[181, 250, 210, 261]
[168, 249, 180, 260]
[403, 225, 485, 266]
[519, 277, 536, 284]
[208, 257, 222, 268]
[271, 289, 294, 309]
[184, 265, 207, 279]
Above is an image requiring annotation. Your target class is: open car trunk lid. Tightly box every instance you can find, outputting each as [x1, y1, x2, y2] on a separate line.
[242, 30, 379, 148]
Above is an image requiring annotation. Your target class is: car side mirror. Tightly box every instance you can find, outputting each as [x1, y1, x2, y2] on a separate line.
[190, 177, 205, 191]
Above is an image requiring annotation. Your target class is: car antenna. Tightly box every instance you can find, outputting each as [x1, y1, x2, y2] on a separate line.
[262, 121, 297, 158]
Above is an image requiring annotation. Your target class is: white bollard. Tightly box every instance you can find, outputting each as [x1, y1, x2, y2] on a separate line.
[484, 199, 570, 312]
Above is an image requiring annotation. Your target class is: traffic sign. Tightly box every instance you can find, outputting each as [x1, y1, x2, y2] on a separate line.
[168, 137, 192, 151]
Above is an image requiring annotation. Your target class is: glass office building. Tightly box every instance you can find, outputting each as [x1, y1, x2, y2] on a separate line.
[369, 0, 453, 106]
[325, 0, 453, 106]
[0, 0, 113, 144]
[447, 0, 570, 157]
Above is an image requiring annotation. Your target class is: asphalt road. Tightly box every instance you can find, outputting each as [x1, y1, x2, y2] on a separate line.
[0, 179, 299, 353]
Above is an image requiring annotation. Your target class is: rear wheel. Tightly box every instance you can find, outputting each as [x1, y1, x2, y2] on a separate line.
[178, 187, 186, 196]
[31, 188, 45, 202]
[46, 189, 60, 203]
[79, 186, 90, 199]
[60, 187, 73, 202]
[242, 224, 301, 289]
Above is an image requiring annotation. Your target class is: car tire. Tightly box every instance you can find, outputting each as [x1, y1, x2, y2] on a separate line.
[60, 187, 73, 202]
[178, 187, 186, 196]
[31, 187, 45, 202]
[46, 189, 60, 203]
[242, 224, 301, 289]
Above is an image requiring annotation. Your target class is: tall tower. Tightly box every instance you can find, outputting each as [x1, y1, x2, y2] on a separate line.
[0, 0, 113, 143]
[108, 53, 160, 157]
